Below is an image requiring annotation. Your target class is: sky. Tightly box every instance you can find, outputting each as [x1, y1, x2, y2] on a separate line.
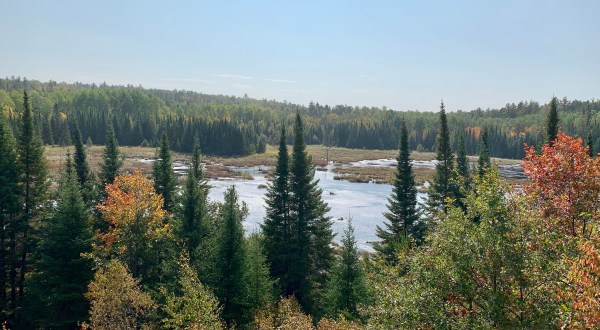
[1, 0, 599, 111]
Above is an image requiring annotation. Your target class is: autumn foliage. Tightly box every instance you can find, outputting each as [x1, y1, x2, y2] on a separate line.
[97, 170, 168, 252]
[523, 132, 600, 238]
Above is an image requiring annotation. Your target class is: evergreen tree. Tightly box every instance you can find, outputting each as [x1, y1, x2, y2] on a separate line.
[456, 134, 470, 183]
[375, 121, 423, 261]
[478, 128, 491, 177]
[289, 113, 334, 315]
[26, 153, 93, 328]
[427, 101, 455, 216]
[16, 90, 49, 305]
[547, 96, 559, 145]
[262, 125, 292, 294]
[0, 110, 20, 317]
[324, 221, 369, 320]
[180, 138, 208, 264]
[71, 122, 97, 205]
[242, 234, 275, 325]
[99, 124, 122, 189]
[153, 133, 177, 212]
[587, 133, 594, 157]
[215, 186, 247, 326]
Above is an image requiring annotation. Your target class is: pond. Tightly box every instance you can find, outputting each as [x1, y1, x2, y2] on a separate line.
[206, 164, 427, 252]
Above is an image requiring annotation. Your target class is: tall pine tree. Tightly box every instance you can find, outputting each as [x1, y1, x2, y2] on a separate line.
[478, 128, 491, 178]
[99, 123, 122, 189]
[0, 110, 20, 317]
[70, 122, 97, 205]
[262, 125, 292, 294]
[153, 133, 177, 213]
[288, 113, 334, 315]
[375, 120, 423, 261]
[180, 138, 208, 264]
[324, 221, 369, 321]
[16, 90, 49, 306]
[427, 101, 455, 216]
[547, 96, 559, 145]
[25, 153, 93, 328]
[215, 186, 247, 327]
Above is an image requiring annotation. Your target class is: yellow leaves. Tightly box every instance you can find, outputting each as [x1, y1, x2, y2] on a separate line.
[97, 170, 169, 252]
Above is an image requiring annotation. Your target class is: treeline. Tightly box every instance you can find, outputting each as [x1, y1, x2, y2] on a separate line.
[2, 77, 600, 159]
[1, 90, 599, 329]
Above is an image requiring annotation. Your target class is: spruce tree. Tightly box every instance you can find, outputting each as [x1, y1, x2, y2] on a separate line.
[153, 133, 177, 212]
[546, 96, 559, 145]
[241, 234, 275, 325]
[215, 186, 247, 327]
[71, 122, 97, 205]
[456, 134, 470, 183]
[587, 133, 594, 157]
[427, 101, 455, 216]
[478, 128, 491, 178]
[0, 110, 20, 316]
[180, 138, 208, 264]
[375, 121, 422, 261]
[289, 112, 334, 314]
[26, 153, 93, 328]
[16, 90, 49, 304]
[99, 124, 122, 189]
[324, 221, 369, 320]
[262, 125, 292, 294]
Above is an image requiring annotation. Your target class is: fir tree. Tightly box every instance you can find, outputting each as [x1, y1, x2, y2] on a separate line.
[456, 134, 470, 183]
[180, 138, 208, 264]
[0, 110, 20, 316]
[241, 234, 275, 325]
[587, 133, 594, 157]
[478, 128, 491, 178]
[16, 90, 49, 305]
[375, 121, 423, 261]
[289, 113, 334, 315]
[547, 96, 559, 145]
[99, 124, 122, 189]
[427, 101, 455, 216]
[71, 122, 97, 205]
[26, 153, 93, 328]
[153, 133, 177, 212]
[262, 125, 292, 294]
[324, 221, 369, 320]
[215, 186, 247, 326]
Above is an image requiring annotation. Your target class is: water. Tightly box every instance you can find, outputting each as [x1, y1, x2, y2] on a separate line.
[207, 165, 427, 251]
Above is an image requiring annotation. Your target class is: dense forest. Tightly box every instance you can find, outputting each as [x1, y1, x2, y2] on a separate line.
[1, 77, 599, 159]
[0, 88, 598, 329]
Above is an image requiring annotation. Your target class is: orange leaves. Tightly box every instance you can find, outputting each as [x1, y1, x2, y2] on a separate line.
[97, 171, 168, 252]
[522, 132, 600, 237]
[562, 239, 600, 328]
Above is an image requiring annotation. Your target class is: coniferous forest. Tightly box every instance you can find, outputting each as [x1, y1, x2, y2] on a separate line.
[0, 84, 599, 329]
[1, 77, 599, 159]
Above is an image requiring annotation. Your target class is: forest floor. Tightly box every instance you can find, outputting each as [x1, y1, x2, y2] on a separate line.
[44, 145, 522, 185]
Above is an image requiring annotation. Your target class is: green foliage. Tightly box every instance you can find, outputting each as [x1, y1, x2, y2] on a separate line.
[15, 90, 49, 311]
[478, 128, 491, 178]
[547, 96, 559, 144]
[215, 186, 248, 326]
[71, 122, 98, 205]
[161, 258, 223, 329]
[242, 234, 276, 325]
[153, 132, 177, 212]
[324, 221, 369, 320]
[427, 101, 456, 216]
[289, 113, 334, 315]
[180, 138, 209, 265]
[98, 124, 122, 188]
[85, 260, 155, 330]
[262, 126, 292, 294]
[26, 155, 93, 328]
[375, 121, 423, 261]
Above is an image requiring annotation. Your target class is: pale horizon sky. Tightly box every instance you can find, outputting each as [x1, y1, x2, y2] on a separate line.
[1, 1, 599, 112]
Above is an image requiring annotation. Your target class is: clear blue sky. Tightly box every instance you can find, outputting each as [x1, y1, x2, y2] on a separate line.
[1, 1, 599, 111]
